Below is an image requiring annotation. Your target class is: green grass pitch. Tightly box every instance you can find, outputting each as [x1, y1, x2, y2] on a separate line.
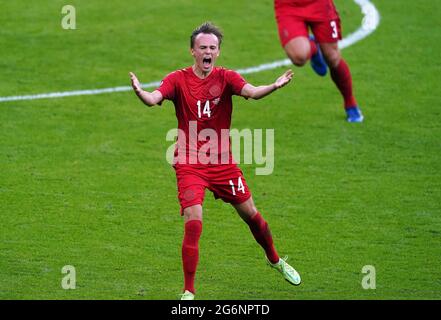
[1, 0, 440, 299]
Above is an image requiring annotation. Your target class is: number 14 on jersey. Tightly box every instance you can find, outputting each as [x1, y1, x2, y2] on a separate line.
[197, 100, 211, 118]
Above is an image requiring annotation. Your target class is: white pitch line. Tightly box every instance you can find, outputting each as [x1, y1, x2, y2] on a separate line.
[0, 0, 379, 103]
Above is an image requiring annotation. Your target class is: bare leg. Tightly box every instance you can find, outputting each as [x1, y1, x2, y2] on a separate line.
[283, 36, 312, 67]
[319, 42, 341, 68]
[183, 204, 203, 223]
[320, 42, 359, 111]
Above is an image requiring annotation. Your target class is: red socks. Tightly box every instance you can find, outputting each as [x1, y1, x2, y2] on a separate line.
[246, 212, 279, 264]
[182, 214, 278, 294]
[182, 220, 202, 294]
[330, 59, 357, 109]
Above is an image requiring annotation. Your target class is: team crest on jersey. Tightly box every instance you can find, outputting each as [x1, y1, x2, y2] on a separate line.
[209, 85, 221, 97]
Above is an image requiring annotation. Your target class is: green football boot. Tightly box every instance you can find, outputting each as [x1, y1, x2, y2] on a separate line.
[180, 290, 195, 300]
[267, 256, 301, 286]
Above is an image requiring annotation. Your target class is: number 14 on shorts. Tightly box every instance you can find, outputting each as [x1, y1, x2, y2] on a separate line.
[229, 177, 245, 196]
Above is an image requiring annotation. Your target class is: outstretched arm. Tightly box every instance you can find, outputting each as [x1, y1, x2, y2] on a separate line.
[240, 69, 293, 100]
[129, 72, 163, 107]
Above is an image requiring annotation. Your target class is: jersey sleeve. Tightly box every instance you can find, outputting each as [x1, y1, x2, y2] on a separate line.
[225, 70, 248, 96]
[156, 71, 178, 100]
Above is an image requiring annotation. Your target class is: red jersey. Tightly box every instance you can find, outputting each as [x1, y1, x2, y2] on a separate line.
[157, 66, 247, 165]
[274, 0, 339, 21]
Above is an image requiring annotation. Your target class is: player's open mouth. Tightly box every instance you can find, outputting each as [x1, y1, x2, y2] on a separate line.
[203, 57, 212, 68]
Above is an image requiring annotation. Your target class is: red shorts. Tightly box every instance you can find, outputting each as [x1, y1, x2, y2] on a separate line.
[276, 15, 342, 47]
[174, 163, 252, 215]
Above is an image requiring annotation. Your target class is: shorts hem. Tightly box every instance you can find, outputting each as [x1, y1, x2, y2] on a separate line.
[230, 194, 252, 206]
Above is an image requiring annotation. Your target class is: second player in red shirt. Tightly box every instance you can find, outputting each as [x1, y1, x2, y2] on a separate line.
[274, 0, 364, 122]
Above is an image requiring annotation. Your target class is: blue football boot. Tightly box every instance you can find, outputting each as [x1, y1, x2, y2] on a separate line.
[345, 106, 364, 123]
[309, 35, 327, 76]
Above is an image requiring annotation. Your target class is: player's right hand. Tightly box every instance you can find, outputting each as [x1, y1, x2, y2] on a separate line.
[129, 72, 142, 93]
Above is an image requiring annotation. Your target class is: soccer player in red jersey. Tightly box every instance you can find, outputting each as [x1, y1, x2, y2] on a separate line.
[274, 0, 364, 122]
[130, 22, 301, 300]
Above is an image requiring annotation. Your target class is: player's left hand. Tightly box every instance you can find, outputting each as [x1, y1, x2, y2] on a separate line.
[275, 69, 293, 89]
